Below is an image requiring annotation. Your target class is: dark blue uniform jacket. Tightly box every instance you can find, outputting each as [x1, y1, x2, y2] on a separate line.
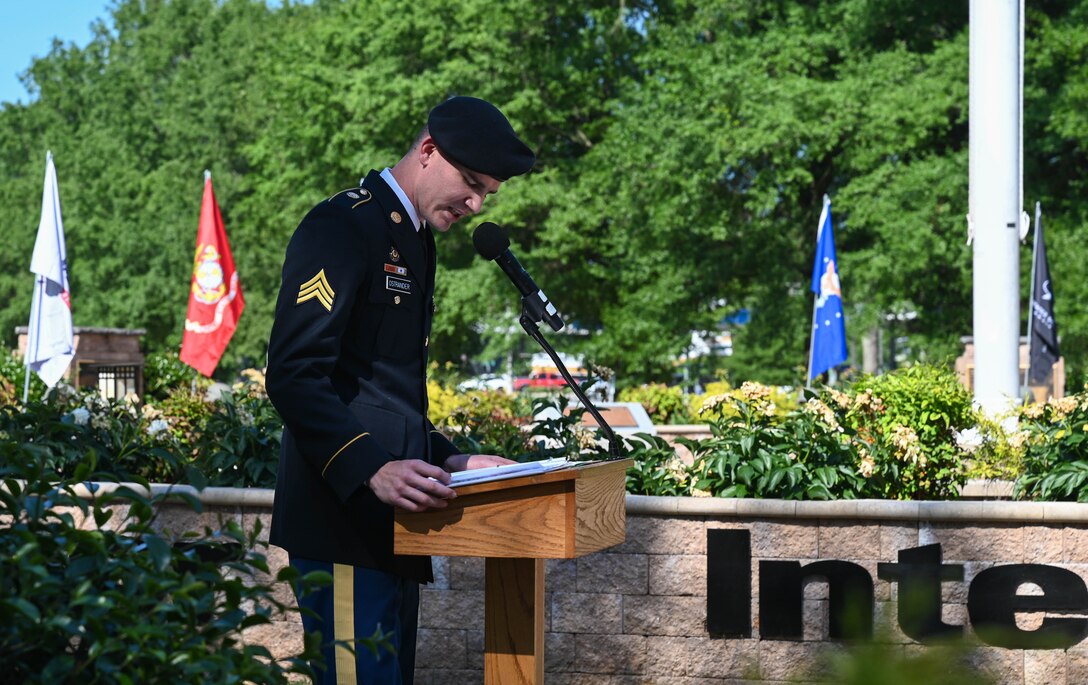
[266, 170, 459, 582]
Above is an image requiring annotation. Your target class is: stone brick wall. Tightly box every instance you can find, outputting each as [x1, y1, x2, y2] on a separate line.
[85, 485, 1088, 684]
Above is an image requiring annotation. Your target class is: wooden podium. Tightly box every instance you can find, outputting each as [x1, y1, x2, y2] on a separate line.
[395, 459, 631, 684]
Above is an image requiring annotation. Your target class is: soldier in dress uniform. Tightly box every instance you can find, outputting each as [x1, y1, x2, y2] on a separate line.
[265, 96, 535, 684]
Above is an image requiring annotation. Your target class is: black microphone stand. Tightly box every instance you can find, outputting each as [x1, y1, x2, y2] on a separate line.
[517, 304, 625, 460]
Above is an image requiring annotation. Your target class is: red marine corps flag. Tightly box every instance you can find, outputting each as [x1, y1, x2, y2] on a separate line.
[180, 171, 244, 376]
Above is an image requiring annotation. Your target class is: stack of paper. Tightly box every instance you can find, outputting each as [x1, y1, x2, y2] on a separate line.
[449, 457, 570, 487]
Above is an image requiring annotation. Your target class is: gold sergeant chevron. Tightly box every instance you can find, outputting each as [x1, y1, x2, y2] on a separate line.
[296, 269, 335, 312]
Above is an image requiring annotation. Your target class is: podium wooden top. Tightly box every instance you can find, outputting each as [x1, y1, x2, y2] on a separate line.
[394, 458, 631, 559]
[447, 459, 616, 495]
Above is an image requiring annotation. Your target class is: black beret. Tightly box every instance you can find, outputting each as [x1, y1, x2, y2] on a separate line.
[427, 96, 535, 181]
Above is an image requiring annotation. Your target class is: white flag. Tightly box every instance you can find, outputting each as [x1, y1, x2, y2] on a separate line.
[25, 151, 74, 388]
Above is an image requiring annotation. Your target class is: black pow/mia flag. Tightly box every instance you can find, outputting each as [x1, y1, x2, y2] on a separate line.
[1029, 203, 1059, 384]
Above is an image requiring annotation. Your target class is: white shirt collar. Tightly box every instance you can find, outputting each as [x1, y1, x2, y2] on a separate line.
[380, 168, 421, 232]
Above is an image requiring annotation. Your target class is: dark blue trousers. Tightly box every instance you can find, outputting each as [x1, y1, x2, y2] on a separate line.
[290, 557, 420, 685]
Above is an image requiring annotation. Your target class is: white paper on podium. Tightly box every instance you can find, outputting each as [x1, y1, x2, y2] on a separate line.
[448, 457, 570, 487]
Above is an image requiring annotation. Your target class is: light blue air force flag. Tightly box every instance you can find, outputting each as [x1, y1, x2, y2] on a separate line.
[25, 151, 74, 389]
[808, 195, 848, 381]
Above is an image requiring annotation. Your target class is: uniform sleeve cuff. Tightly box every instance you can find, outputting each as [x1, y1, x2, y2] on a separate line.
[322, 432, 389, 502]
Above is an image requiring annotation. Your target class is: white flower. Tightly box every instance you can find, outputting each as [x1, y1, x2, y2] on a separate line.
[953, 427, 984, 453]
[71, 407, 91, 426]
[147, 419, 170, 436]
[803, 398, 840, 430]
[891, 425, 922, 463]
[859, 454, 875, 478]
[699, 393, 730, 416]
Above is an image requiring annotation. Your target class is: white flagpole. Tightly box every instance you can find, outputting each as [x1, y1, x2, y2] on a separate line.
[22, 282, 36, 403]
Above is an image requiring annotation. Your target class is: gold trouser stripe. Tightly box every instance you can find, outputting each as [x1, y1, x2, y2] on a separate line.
[333, 563, 357, 685]
[322, 433, 369, 477]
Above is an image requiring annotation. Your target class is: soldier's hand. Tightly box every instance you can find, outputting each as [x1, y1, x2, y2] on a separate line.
[443, 454, 517, 472]
[368, 459, 456, 512]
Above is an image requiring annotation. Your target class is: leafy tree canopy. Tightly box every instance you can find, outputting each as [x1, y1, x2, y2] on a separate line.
[1, 0, 1085, 388]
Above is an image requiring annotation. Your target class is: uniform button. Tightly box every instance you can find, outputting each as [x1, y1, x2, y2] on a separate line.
[394, 295, 401, 305]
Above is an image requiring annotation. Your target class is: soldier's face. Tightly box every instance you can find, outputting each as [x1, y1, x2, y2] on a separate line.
[417, 140, 502, 231]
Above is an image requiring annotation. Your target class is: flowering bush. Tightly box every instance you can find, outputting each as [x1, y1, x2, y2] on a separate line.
[959, 416, 1024, 482]
[687, 382, 868, 499]
[0, 371, 281, 488]
[4, 346, 1083, 504]
[629, 368, 979, 500]
[1014, 387, 1088, 501]
[693, 379, 800, 422]
[0, 383, 184, 483]
[143, 351, 208, 401]
[844, 366, 978, 499]
[436, 388, 536, 460]
[624, 433, 690, 496]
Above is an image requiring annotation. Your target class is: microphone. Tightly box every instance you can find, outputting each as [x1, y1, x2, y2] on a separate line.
[473, 222, 565, 332]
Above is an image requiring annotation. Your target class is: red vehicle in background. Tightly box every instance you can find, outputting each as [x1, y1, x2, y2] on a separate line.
[513, 371, 586, 391]
[513, 353, 587, 392]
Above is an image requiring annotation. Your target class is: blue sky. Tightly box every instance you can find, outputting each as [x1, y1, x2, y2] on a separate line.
[0, 1, 114, 105]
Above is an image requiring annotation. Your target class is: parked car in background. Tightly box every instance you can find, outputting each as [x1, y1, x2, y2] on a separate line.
[513, 371, 578, 392]
[512, 353, 615, 401]
[457, 373, 513, 392]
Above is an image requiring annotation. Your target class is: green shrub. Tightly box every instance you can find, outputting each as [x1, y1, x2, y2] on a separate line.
[144, 352, 205, 402]
[0, 377, 284, 489]
[439, 389, 536, 459]
[846, 365, 978, 499]
[11, 353, 1088, 505]
[624, 433, 690, 496]
[618, 383, 693, 424]
[0, 447, 328, 684]
[0, 384, 185, 483]
[1014, 389, 1088, 501]
[524, 398, 611, 461]
[193, 389, 282, 488]
[962, 415, 1024, 482]
[156, 387, 217, 454]
[688, 384, 868, 499]
[691, 380, 799, 422]
[0, 348, 46, 405]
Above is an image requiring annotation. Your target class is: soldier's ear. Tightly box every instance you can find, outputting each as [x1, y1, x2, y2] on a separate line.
[417, 137, 439, 167]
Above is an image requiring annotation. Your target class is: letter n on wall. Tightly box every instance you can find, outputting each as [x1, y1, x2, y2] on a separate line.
[760, 560, 874, 640]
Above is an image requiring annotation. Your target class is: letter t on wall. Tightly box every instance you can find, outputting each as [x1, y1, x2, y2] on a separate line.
[878, 543, 965, 643]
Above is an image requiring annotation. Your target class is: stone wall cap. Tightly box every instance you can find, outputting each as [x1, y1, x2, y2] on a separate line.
[653, 424, 711, 434]
[50, 483, 1088, 524]
[59, 481, 275, 507]
[627, 495, 1088, 523]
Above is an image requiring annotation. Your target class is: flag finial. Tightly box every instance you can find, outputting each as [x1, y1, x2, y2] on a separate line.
[204, 169, 212, 183]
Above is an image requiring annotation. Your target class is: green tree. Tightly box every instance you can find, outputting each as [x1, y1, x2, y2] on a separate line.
[2, 0, 1087, 388]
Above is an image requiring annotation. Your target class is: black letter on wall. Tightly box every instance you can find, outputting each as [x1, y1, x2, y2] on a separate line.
[877, 543, 964, 643]
[707, 529, 751, 637]
[760, 560, 874, 640]
[968, 564, 1088, 649]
